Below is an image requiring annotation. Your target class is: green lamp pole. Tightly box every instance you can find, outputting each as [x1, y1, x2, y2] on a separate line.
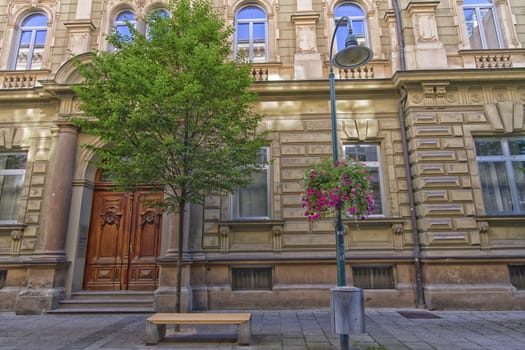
[328, 16, 373, 350]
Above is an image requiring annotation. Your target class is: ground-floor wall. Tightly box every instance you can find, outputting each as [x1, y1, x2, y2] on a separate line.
[150, 257, 525, 312]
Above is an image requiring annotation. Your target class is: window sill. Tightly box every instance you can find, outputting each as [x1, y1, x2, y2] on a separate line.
[0, 224, 26, 230]
[344, 217, 405, 229]
[219, 219, 285, 228]
[476, 215, 525, 225]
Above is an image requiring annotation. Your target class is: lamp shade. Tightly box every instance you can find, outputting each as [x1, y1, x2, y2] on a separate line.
[332, 32, 373, 69]
[333, 44, 373, 69]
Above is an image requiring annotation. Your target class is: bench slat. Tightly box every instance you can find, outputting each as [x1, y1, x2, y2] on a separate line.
[147, 313, 251, 325]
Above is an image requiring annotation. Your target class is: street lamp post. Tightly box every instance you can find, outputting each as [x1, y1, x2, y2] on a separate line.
[328, 16, 373, 350]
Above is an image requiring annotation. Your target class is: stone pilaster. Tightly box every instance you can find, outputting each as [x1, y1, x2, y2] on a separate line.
[405, 1, 447, 69]
[37, 122, 78, 258]
[291, 12, 322, 79]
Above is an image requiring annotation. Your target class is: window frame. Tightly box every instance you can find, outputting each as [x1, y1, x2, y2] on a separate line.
[231, 266, 273, 291]
[474, 136, 525, 215]
[352, 265, 395, 290]
[11, 12, 48, 70]
[509, 264, 525, 290]
[113, 10, 137, 40]
[234, 5, 268, 63]
[462, 0, 503, 49]
[0, 151, 28, 225]
[231, 147, 270, 220]
[334, 2, 370, 51]
[343, 143, 385, 216]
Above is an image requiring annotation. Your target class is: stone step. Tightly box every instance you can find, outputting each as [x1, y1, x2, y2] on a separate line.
[46, 291, 156, 314]
[57, 299, 154, 309]
[69, 291, 154, 300]
[47, 307, 155, 314]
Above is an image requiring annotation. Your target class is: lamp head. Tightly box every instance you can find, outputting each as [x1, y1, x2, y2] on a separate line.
[333, 32, 373, 69]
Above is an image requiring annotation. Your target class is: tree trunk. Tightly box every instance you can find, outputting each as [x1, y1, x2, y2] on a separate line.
[175, 199, 185, 315]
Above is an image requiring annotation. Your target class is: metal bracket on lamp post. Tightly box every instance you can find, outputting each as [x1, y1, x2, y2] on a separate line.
[328, 15, 373, 350]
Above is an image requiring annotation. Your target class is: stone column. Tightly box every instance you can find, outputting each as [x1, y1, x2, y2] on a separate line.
[38, 122, 78, 258]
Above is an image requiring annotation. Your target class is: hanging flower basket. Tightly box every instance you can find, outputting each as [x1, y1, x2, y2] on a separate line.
[300, 159, 375, 221]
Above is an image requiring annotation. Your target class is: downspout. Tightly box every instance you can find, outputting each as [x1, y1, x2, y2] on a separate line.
[392, 0, 406, 71]
[398, 88, 425, 308]
[392, 0, 425, 308]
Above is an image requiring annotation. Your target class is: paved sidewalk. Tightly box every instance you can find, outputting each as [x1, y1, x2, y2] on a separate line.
[1, 308, 524, 350]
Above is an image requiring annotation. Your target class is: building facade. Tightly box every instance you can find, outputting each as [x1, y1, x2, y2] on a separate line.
[0, 0, 524, 314]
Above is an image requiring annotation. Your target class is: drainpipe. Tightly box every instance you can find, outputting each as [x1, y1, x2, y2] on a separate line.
[398, 88, 425, 308]
[393, 0, 425, 308]
[392, 0, 406, 71]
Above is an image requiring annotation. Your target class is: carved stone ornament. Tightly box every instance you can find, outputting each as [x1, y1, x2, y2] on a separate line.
[478, 221, 489, 234]
[219, 225, 230, 237]
[10, 231, 22, 242]
[392, 223, 404, 235]
[478, 221, 490, 250]
[272, 225, 283, 237]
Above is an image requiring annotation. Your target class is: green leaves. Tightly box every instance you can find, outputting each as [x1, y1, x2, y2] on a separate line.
[72, 0, 266, 212]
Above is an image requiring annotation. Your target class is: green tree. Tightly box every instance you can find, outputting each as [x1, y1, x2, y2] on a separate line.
[73, 0, 266, 314]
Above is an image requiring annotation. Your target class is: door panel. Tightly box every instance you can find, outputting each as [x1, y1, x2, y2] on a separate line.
[84, 190, 161, 291]
[126, 191, 162, 290]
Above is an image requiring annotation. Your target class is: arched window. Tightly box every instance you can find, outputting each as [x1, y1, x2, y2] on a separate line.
[113, 10, 136, 40]
[334, 3, 368, 52]
[146, 8, 170, 37]
[463, 0, 503, 49]
[234, 6, 267, 63]
[13, 13, 47, 70]
[150, 8, 170, 19]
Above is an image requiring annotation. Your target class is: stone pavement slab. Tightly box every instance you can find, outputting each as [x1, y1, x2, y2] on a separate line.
[0, 309, 524, 350]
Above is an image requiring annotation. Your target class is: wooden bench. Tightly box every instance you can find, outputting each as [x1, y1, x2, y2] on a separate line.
[144, 312, 252, 345]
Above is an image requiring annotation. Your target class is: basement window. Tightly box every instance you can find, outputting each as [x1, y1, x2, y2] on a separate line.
[0, 270, 6, 288]
[352, 265, 394, 289]
[231, 267, 272, 291]
[509, 265, 525, 290]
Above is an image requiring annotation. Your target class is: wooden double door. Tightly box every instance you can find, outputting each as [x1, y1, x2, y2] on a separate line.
[83, 187, 162, 291]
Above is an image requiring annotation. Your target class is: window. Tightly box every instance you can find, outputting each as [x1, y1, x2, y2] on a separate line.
[475, 137, 525, 215]
[146, 8, 169, 39]
[234, 6, 268, 63]
[509, 265, 525, 290]
[352, 266, 394, 289]
[113, 10, 136, 40]
[232, 147, 270, 219]
[343, 144, 383, 215]
[0, 270, 6, 288]
[13, 13, 48, 70]
[334, 3, 369, 51]
[232, 267, 272, 290]
[463, 0, 503, 49]
[0, 152, 27, 224]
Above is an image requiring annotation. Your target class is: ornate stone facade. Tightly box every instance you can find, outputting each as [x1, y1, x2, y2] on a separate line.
[0, 0, 524, 313]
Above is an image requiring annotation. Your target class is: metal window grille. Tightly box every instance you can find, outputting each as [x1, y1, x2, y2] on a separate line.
[509, 265, 525, 290]
[352, 266, 394, 289]
[232, 267, 272, 291]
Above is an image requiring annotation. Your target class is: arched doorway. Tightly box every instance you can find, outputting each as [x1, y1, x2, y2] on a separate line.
[83, 170, 162, 291]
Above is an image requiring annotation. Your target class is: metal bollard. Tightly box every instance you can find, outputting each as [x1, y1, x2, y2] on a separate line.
[330, 286, 365, 335]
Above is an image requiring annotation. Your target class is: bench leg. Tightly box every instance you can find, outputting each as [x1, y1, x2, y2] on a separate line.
[144, 321, 166, 345]
[237, 320, 251, 345]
